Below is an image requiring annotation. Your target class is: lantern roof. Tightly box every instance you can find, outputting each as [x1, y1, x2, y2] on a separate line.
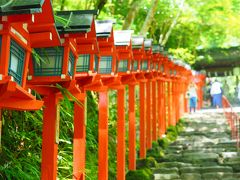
[0, 0, 44, 16]
[95, 20, 115, 37]
[144, 39, 153, 50]
[114, 30, 133, 46]
[132, 36, 144, 49]
[27, 0, 61, 48]
[55, 10, 98, 34]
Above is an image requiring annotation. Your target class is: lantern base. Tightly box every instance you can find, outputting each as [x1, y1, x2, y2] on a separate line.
[0, 79, 43, 111]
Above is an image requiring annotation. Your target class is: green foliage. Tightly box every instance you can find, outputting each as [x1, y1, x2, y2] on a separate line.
[0, 110, 43, 179]
[168, 48, 195, 64]
[126, 169, 152, 180]
[136, 157, 157, 169]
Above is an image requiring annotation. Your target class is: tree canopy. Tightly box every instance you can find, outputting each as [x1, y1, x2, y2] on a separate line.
[53, 0, 240, 65]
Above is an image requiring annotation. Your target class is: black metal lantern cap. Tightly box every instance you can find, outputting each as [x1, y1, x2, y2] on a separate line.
[95, 20, 116, 38]
[0, 0, 44, 16]
[132, 36, 144, 49]
[55, 10, 98, 35]
[144, 39, 153, 51]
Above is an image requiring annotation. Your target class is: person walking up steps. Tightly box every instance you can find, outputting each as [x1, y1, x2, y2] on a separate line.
[187, 82, 198, 113]
[210, 79, 223, 108]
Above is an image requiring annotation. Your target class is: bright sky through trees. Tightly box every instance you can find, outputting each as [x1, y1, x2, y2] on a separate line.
[53, 0, 240, 64]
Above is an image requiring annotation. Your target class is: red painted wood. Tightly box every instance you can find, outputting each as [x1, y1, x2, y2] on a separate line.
[167, 81, 171, 127]
[73, 99, 86, 180]
[0, 34, 11, 75]
[146, 80, 152, 149]
[98, 91, 108, 180]
[152, 80, 157, 141]
[117, 88, 125, 180]
[128, 84, 136, 170]
[139, 81, 146, 158]
[157, 80, 162, 137]
[41, 94, 59, 180]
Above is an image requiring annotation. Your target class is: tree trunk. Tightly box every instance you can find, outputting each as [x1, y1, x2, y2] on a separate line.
[60, 0, 66, 11]
[122, 0, 143, 30]
[159, 0, 185, 46]
[140, 0, 159, 35]
[95, 0, 108, 16]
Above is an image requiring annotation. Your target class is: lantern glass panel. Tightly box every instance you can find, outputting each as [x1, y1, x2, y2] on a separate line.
[99, 56, 112, 74]
[118, 60, 128, 72]
[156, 64, 159, 70]
[131, 60, 138, 71]
[141, 60, 148, 70]
[94, 55, 98, 72]
[76, 54, 90, 72]
[68, 50, 75, 76]
[160, 65, 164, 72]
[151, 63, 154, 70]
[174, 70, 177, 75]
[33, 47, 63, 76]
[8, 39, 25, 85]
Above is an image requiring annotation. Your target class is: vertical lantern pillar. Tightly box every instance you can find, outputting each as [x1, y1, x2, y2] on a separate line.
[128, 84, 136, 170]
[184, 82, 188, 113]
[157, 80, 162, 137]
[167, 81, 172, 127]
[41, 94, 59, 180]
[182, 81, 186, 115]
[152, 80, 157, 141]
[162, 81, 167, 134]
[117, 88, 125, 180]
[175, 81, 180, 122]
[98, 91, 108, 180]
[146, 80, 152, 149]
[139, 81, 146, 158]
[172, 81, 176, 125]
[171, 81, 175, 126]
[73, 98, 86, 180]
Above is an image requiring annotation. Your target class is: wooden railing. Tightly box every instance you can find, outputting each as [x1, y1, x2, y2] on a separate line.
[222, 96, 240, 148]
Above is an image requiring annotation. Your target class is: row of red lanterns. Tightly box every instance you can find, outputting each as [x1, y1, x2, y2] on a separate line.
[0, 1, 203, 180]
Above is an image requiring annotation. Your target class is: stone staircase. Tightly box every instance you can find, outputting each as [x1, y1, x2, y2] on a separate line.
[153, 111, 240, 180]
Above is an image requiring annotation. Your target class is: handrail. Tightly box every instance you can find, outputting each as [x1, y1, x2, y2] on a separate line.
[222, 96, 239, 149]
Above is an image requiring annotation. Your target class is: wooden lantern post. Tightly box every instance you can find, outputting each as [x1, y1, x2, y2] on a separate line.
[170, 64, 178, 126]
[161, 52, 172, 129]
[0, 1, 44, 111]
[96, 20, 127, 180]
[173, 65, 181, 123]
[56, 10, 98, 180]
[143, 39, 153, 149]
[131, 36, 147, 159]
[114, 30, 137, 171]
[152, 44, 162, 140]
[169, 58, 178, 126]
[158, 54, 166, 137]
[27, 4, 86, 179]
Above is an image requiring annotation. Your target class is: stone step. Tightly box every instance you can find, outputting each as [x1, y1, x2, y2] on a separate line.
[180, 173, 201, 180]
[179, 167, 201, 174]
[180, 165, 233, 174]
[157, 154, 182, 162]
[152, 167, 179, 174]
[202, 172, 233, 180]
[157, 162, 192, 168]
[181, 152, 219, 164]
[201, 166, 233, 173]
[154, 173, 180, 180]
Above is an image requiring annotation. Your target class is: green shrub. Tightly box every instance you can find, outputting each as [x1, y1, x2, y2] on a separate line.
[126, 169, 153, 180]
